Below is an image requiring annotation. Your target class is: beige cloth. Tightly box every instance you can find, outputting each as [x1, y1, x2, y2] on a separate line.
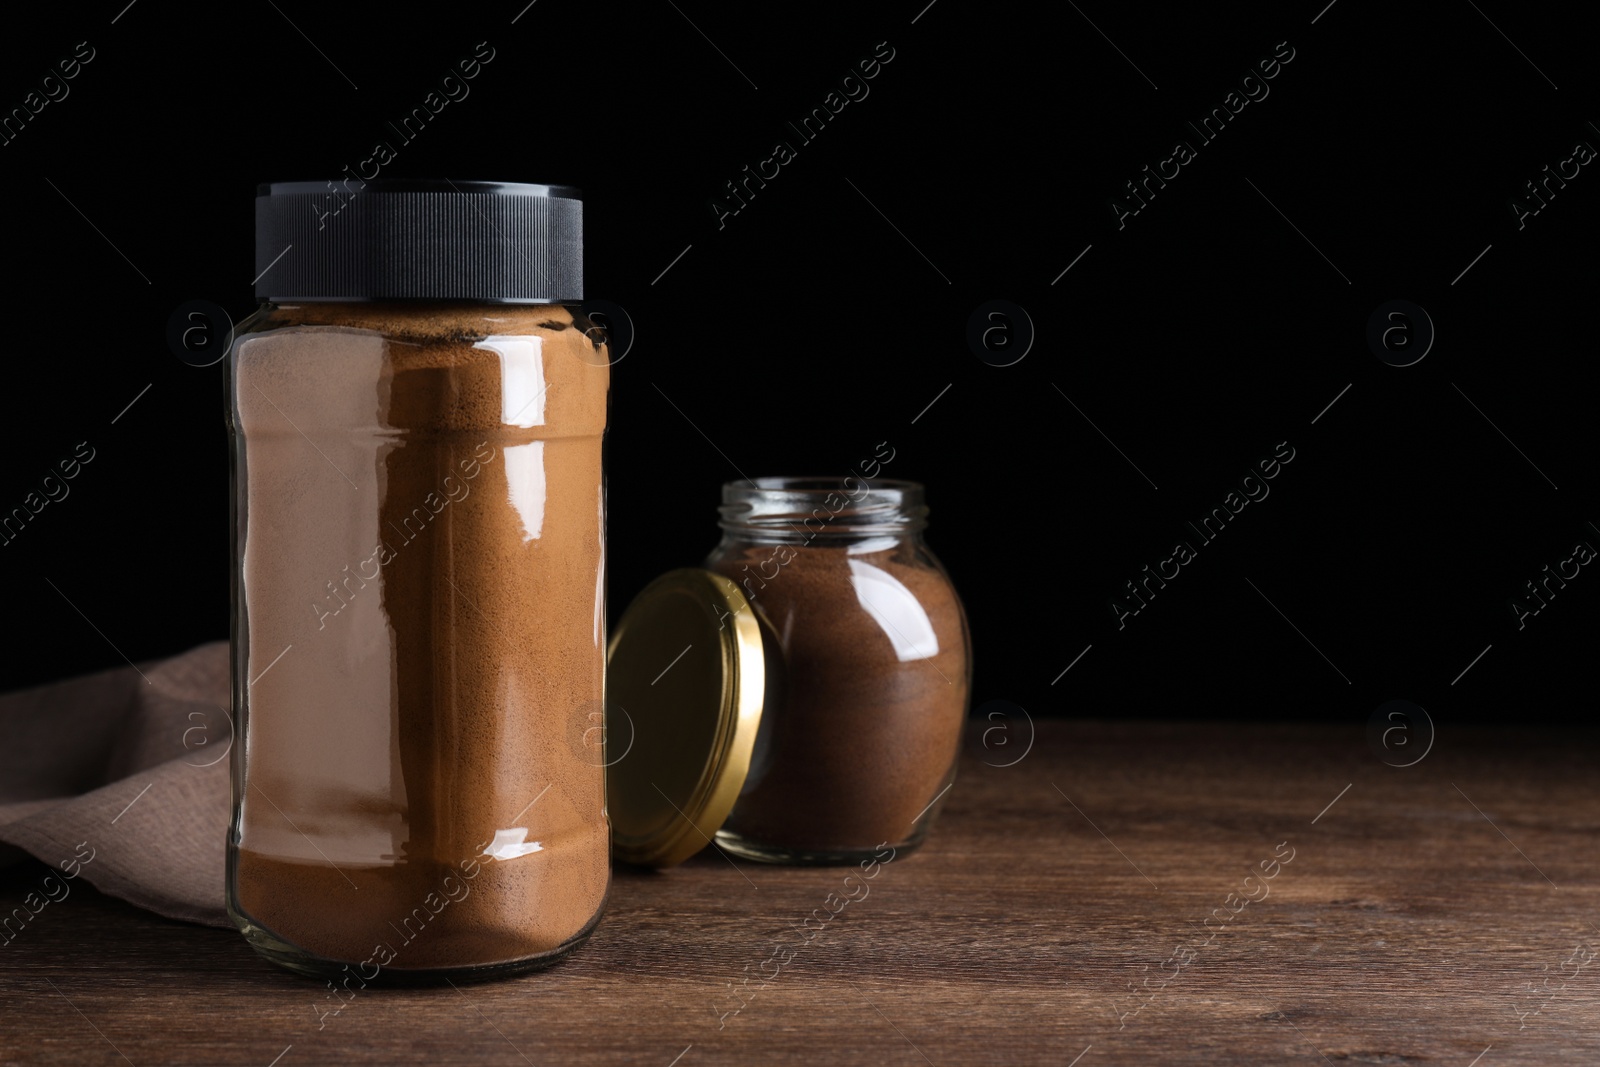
[0, 642, 232, 927]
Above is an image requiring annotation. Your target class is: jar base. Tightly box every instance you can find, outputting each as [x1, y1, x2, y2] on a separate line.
[228, 897, 605, 985]
[713, 827, 928, 866]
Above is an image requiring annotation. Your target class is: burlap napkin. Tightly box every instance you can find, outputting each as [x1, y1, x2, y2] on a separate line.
[0, 642, 233, 927]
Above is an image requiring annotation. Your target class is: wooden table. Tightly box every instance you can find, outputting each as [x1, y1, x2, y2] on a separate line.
[2, 721, 1596, 1065]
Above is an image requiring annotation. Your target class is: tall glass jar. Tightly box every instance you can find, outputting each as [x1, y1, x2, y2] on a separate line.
[704, 476, 970, 864]
[225, 181, 610, 981]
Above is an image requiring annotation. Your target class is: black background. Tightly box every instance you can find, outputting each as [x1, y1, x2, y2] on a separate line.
[1, 1, 1594, 726]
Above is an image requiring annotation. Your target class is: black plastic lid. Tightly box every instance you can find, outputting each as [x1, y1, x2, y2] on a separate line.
[254, 179, 582, 303]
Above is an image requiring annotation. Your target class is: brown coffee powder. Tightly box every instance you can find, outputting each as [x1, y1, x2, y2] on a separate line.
[230, 302, 609, 970]
[710, 540, 968, 854]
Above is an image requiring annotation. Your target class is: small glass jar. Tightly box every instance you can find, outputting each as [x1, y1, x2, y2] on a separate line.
[704, 476, 970, 863]
[225, 181, 610, 981]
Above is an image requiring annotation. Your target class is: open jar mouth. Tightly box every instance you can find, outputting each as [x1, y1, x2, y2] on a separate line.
[718, 477, 928, 539]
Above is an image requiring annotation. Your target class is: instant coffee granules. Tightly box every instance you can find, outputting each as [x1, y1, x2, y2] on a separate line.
[226, 182, 610, 979]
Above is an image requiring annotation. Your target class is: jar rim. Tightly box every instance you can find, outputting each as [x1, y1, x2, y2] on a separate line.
[723, 476, 923, 496]
[718, 477, 927, 539]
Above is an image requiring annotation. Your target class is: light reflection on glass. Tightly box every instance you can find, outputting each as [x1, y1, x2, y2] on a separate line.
[482, 827, 544, 860]
[848, 559, 940, 661]
[593, 484, 605, 647]
[474, 335, 546, 427]
[503, 441, 546, 542]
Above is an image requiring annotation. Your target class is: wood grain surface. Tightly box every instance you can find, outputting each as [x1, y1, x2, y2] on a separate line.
[1, 720, 1596, 1066]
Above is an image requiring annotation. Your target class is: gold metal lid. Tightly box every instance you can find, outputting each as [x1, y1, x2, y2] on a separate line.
[605, 568, 765, 867]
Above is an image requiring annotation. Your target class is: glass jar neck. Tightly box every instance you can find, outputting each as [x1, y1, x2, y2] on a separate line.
[717, 478, 927, 546]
